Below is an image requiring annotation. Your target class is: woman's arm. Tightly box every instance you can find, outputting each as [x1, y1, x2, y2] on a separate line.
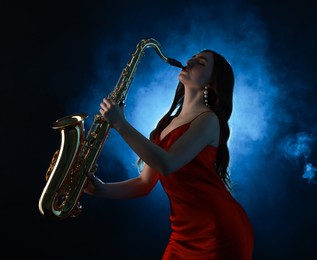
[84, 164, 160, 199]
[101, 98, 219, 176]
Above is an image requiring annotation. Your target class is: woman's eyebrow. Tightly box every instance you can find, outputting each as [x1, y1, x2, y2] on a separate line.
[192, 55, 208, 62]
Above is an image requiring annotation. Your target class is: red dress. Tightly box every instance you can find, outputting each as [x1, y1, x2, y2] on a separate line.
[154, 119, 254, 260]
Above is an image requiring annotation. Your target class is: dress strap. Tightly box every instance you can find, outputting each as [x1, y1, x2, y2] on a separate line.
[189, 111, 213, 124]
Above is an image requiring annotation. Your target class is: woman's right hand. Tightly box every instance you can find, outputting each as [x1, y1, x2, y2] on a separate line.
[84, 172, 104, 196]
[100, 98, 126, 130]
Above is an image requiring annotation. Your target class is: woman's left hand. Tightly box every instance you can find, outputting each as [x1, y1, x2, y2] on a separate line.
[100, 98, 125, 129]
[84, 172, 104, 196]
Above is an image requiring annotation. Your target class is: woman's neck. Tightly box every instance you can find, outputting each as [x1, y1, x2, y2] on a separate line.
[178, 89, 210, 117]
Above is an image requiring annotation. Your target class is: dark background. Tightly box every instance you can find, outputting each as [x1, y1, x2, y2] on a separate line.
[3, 0, 317, 259]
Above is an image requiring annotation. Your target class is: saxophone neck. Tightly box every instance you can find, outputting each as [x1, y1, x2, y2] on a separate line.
[109, 38, 184, 105]
[141, 38, 184, 68]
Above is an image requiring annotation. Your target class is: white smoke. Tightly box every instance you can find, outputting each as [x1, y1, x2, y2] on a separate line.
[303, 163, 317, 184]
[281, 132, 317, 184]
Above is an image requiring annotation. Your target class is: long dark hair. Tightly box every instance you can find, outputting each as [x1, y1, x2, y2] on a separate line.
[141, 50, 234, 191]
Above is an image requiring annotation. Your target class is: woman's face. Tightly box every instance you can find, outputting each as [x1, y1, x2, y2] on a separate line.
[178, 51, 214, 88]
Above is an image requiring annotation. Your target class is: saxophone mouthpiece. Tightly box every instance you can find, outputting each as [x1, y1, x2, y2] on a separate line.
[167, 58, 185, 69]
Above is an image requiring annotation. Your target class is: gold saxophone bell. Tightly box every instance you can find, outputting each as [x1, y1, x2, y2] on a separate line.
[38, 38, 184, 220]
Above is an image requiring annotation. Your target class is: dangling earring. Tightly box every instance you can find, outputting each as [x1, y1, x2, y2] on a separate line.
[204, 86, 210, 107]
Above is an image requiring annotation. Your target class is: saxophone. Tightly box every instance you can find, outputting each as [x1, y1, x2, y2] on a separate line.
[38, 38, 184, 220]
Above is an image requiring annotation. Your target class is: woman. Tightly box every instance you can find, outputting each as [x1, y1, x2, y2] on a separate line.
[84, 49, 254, 259]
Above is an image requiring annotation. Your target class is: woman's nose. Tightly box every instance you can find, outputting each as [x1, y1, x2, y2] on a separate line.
[187, 59, 195, 68]
[187, 59, 197, 68]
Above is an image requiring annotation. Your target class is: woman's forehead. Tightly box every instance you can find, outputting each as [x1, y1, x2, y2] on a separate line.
[194, 51, 214, 64]
[195, 51, 213, 58]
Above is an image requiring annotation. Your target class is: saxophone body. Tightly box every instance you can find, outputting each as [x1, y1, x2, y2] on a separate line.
[38, 38, 183, 220]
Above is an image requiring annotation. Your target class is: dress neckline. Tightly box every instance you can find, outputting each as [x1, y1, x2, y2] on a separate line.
[158, 122, 190, 143]
[158, 111, 213, 143]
